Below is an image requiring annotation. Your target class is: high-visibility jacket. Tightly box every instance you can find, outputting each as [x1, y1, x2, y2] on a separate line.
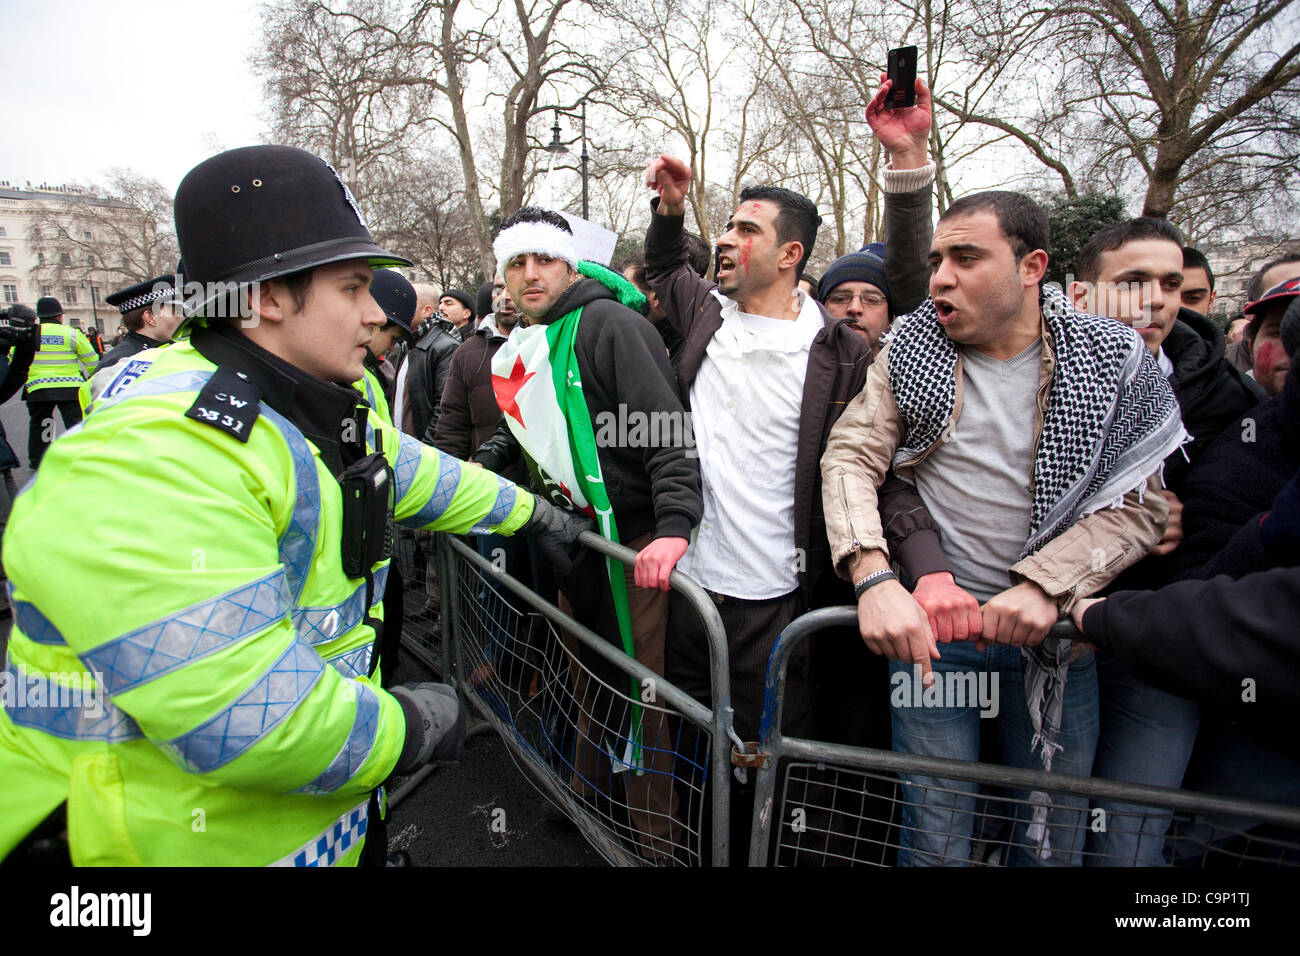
[0, 334, 533, 866]
[25, 323, 97, 394]
[357, 365, 392, 426]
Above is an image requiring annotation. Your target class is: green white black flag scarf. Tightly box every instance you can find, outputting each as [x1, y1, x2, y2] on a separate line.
[490, 261, 649, 764]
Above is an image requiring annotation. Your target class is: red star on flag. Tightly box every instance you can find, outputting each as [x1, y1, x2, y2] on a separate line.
[492, 356, 535, 427]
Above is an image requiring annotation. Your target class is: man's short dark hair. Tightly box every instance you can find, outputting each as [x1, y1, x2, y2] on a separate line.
[122, 305, 148, 332]
[1074, 218, 1185, 284]
[621, 252, 649, 292]
[737, 185, 821, 276]
[684, 231, 711, 277]
[1182, 246, 1215, 289]
[626, 234, 708, 281]
[279, 267, 315, 312]
[1246, 252, 1300, 302]
[939, 191, 1050, 264]
[496, 206, 572, 237]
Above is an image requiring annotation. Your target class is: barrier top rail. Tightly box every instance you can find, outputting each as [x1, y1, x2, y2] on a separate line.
[748, 605, 1300, 866]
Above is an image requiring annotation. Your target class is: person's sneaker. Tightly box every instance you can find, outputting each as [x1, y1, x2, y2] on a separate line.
[386, 850, 413, 867]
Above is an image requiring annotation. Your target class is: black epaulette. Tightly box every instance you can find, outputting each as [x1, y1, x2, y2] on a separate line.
[185, 366, 262, 442]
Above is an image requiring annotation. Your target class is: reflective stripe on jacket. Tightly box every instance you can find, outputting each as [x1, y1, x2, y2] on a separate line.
[26, 324, 97, 392]
[0, 339, 533, 865]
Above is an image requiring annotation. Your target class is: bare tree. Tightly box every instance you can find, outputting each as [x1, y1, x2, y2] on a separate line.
[256, 0, 609, 276]
[594, 0, 788, 248]
[930, 0, 1300, 226]
[253, 0, 437, 203]
[27, 171, 178, 299]
[365, 155, 482, 288]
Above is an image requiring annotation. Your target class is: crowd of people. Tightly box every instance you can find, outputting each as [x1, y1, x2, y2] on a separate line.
[0, 71, 1295, 868]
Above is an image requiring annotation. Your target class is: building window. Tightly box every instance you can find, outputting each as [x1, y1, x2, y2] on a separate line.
[63, 286, 77, 305]
[57, 227, 69, 239]
[59, 253, 71, 266]
[2, 285, 16, 304]
[0, 252, 10, 266]
[86, 253, 94, 266]
[0, 226, 7, 236]
[83, 231, 92, 241]
[91, 286, 100, 304]
[37, 252, 45, 266]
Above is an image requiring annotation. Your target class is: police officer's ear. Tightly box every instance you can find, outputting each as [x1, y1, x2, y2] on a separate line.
[246, 279, 293, 327]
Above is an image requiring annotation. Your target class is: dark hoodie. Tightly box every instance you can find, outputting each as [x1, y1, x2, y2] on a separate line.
[1105, 308, 1268, 592]
[1161, 306, 1266, 492]
[474, 273, 703, 544]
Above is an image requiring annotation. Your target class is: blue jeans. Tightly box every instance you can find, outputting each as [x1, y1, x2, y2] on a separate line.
[890, 641, 1099, 866]
[1086, 653, 1200, 866]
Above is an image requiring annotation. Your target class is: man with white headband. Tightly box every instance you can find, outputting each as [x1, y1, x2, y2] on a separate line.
[473, 206, 703, 863]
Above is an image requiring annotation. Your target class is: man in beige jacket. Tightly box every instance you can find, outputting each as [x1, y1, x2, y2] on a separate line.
[821, 190, 1185, 865]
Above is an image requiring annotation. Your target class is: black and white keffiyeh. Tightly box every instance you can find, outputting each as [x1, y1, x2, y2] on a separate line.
[887, 288, 1187, 852]
[889, 287, 1187, 552]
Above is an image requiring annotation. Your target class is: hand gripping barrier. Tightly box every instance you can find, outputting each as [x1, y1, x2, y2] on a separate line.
[746, 607, 1300, 867]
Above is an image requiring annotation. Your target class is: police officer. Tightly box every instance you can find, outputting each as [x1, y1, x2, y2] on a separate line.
[81, 274, 187, 412]
[358, 268, 417, 423]
[22, 296, 97, 468]
[0, 145, 587, 866]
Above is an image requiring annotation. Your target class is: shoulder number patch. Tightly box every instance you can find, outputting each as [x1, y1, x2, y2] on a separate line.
[185, 366, 261, 442]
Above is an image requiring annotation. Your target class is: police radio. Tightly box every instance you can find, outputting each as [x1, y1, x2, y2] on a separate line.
[340, 452, 394, 578]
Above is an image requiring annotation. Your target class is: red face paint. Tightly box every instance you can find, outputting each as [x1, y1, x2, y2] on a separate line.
[1254, 340, 1286, 389]
[738, 237, 752, 271]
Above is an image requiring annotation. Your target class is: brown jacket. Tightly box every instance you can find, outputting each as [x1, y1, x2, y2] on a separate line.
[821, 317, 1170, 609]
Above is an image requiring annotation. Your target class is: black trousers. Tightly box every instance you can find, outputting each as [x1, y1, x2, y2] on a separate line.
[26, 398, 82, 469]
[666, 587, 811, 865]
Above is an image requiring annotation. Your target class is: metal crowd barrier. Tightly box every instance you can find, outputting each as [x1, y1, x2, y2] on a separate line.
[748, 606, 1300, 867]
[410, 528, 734, 867]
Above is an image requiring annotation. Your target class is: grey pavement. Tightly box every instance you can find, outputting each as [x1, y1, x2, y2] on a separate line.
[386, 651, 604, 867]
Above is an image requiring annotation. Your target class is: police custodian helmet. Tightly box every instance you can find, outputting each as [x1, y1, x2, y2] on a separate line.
[369, 269, 417, 339]
[173, 145, 411, 318]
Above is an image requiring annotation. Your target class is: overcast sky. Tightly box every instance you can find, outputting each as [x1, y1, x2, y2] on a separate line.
[2, 0, 267, 193]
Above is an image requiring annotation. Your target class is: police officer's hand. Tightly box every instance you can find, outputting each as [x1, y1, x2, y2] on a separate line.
[518, 497, 593, 576]
[390, 682, 467, 775]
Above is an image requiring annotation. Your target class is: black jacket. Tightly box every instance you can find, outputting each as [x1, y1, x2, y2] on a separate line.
[1105, 309, 1267, 592]
[1168, 367, 1299, 581]
[0, 338, 35, 472]
[95, 330, 161, 373]
[403, 319, 460, 444]
[652, 316, 685, 375]
[1083, 566, 1300, 761]
[1162, 307, 1266, 492]
[473, 277, 703, 544]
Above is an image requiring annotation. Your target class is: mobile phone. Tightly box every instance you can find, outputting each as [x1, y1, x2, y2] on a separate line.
[886, 46, 918, 109]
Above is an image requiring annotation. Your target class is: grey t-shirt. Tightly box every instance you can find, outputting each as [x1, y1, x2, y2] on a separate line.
[912, 339, 1042, 602]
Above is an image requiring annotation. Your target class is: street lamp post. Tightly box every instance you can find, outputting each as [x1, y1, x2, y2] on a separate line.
[547, 103, 590, 220]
